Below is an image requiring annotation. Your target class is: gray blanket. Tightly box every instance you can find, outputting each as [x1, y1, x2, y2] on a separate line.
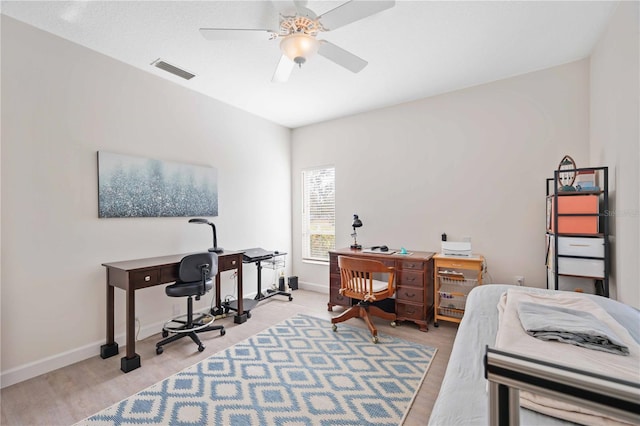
[517, 301, 630, 355]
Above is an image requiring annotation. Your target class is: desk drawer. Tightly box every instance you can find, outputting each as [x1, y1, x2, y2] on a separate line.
[400, 260, 425, 270]
[396, 302, 424, 321]
[435, 257, 482, 271]
[131, 269, 160, 289]
[218, 255, 241, 272]
[160, 266, 179, 283]
[396, 287, 424, 303]
[398, 270, 423, 287]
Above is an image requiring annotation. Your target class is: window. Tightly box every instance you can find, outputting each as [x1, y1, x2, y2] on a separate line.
[302, 166, 335, 261]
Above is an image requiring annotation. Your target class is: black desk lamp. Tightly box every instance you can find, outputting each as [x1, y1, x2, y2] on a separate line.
[188, 218, 223, 253]
[350, 214, 363, 249]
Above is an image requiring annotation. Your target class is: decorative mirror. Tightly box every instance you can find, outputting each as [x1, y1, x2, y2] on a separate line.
[557, 155, 577, 191]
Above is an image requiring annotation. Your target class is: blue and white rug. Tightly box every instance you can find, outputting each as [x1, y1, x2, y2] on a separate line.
[78, 314, 436, 425]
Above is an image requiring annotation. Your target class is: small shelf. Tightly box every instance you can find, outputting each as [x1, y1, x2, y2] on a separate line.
[546, 231, 605, 238]
[557, 273, 605, 280]
[546, 166, 609, 297]
[433, 254, 483, 326]
[547, 190, 604, 196]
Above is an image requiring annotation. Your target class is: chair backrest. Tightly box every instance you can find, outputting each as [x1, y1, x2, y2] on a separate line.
[178, 253, 218, 294]
[338, 256, 395, 302]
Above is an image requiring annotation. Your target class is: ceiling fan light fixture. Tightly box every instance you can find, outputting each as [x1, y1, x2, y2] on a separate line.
[280, 33, 319, 67]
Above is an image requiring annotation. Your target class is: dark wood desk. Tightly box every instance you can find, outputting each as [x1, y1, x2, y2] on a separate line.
[100, 251, 244, 373]
[328, 248, 435, 332]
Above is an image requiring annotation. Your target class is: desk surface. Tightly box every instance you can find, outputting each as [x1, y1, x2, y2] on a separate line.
[330, 247, 435, 260]
[103, 250, 245, 270]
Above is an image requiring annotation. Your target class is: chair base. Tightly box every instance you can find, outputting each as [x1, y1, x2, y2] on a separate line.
[156, 311, 225, 354]
[331, 301, 396, 343]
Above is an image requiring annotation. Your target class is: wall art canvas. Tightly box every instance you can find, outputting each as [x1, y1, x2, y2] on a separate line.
[98, 151, 218, 218]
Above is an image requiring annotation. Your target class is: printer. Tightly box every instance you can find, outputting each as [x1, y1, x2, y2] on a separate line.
[441, 241, 472, 257]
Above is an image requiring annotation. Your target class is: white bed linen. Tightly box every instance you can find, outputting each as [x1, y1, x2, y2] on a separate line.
[428, 285, 640, 426]
[496, 289, 639, 426]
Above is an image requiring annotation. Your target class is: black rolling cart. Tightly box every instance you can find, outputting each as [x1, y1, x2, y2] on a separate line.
[223, 248, 292, 321]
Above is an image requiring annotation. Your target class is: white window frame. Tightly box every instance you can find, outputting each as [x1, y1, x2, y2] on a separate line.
[302, 166, 335, 262]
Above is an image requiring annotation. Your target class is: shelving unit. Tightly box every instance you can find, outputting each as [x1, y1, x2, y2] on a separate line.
[433, 254, 484, 326]
[545, 166, 609, 297]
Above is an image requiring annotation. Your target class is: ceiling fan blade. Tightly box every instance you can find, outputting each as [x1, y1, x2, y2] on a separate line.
[319, 0, 395, 31]
[271, 1, 310, 14]
[272, 55, 295, 83]
[270, 1, 298, 14]
[318, 40, 367, 73]
[199, 28, 274, 41]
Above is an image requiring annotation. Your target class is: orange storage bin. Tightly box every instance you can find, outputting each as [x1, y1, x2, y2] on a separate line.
[550, 195, 599, 234]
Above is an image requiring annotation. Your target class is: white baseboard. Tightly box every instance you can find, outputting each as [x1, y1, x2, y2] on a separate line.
[0, 287, 323, 389]
[1, 318, 165, 389]
[299, 280, 329, 294]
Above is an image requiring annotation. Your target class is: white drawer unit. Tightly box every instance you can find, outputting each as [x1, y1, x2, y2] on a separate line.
[558, 257, 605, 279]
[547, 269, 596, 294]
[557, 237, 604, 258]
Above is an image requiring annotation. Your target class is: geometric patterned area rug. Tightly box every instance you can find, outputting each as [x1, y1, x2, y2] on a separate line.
[76, 314, 436, 426]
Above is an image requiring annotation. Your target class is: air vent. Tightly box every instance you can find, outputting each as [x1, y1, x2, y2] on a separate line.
[151, 59, 195, 80]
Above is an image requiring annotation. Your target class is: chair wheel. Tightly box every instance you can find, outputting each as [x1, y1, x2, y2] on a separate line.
[156, 346, 163, 355]
[288, 296, 293, 301]
[162, 330, 169, 338]
[434, 322, 439, 327]
[198, 345, 205, 352]
[390, 321, 397, 327]
[332, 324, 337, 332]
[220, 329, 226, 336]
[372, 336, 379, 344]
[247, 311, 252, 319]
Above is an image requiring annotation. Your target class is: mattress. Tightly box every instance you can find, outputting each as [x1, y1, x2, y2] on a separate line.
[428, 284, 640, 425]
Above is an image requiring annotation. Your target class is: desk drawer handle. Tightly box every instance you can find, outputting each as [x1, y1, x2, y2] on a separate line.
[231, 260, 236, 265]
[404, 292, 416, 298]
[144, 275, 151, 282]
[405, 277, 416, 282]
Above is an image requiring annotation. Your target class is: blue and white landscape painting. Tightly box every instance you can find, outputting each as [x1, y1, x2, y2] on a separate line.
[98, 151, 218, 218]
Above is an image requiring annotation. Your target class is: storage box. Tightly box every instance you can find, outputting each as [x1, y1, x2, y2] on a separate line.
[558, 257, 605, 279]
[557, 236, 604, 258]
[547, 269, 596, 294]
[549, 195, 599, 234]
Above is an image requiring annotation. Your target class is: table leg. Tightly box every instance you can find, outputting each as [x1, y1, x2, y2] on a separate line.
[100, 269, 118, 359]
[121, 284, 140, 373]
[233, 257, 249, 324]
[254, 261, 264, 300]
[211, 273, 224, 316]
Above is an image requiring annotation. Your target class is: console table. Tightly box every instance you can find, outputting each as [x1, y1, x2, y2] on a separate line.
[328, 248, 435, 331]
[100, 250, 244, 373]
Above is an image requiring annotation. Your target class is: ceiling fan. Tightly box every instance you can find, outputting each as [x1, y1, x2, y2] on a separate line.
[199, 0, 396, 82]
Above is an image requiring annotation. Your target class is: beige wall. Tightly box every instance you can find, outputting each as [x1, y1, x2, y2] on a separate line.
[590, 1, 640, 308]
[1, 16, 292, 385]
[292, 60, 591, 293]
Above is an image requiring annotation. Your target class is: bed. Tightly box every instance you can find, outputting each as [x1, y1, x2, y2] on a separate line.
[428, 284, 640, 425]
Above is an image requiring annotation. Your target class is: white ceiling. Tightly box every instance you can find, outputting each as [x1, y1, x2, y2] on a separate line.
[1, 1, 617, 128]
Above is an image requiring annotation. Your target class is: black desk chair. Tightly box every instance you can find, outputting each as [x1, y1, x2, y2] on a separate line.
[156, 253, 225, 355]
